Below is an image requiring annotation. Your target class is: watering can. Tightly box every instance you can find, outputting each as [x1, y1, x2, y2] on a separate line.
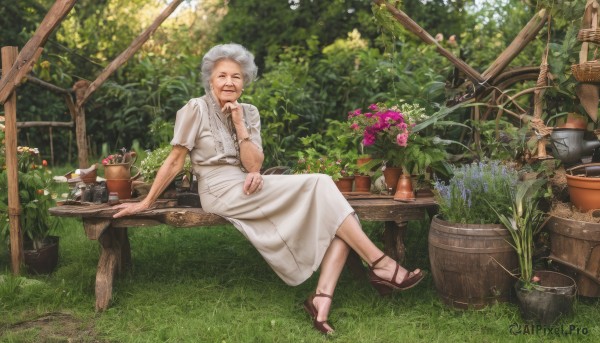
[549, 128, 600, 165]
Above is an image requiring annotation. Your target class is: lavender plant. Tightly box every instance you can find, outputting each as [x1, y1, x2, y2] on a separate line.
[433, 160, 519, 224]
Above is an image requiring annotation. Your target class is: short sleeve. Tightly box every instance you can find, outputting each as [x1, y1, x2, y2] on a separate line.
[243, 104, 263, 151]
[170, 99, 204, 151]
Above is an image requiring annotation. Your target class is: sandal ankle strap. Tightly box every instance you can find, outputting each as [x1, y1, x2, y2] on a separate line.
[314, 293, 333, 299]
[369, 254, 387, 270]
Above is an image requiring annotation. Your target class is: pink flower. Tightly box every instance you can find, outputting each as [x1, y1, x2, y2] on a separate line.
[396, 132, 409, 147]
[363, 132, 376, 146]
[348, 109, 362, 118]
[350, 123, 359, 130]
[368, 103, 378, 111]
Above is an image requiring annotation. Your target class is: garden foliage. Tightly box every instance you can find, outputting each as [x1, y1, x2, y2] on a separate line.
[433, 160, 519, 224]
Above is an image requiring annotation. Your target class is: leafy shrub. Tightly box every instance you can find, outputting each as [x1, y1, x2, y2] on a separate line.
[0, 145, 58, 249]
[139, 145, 191, 183]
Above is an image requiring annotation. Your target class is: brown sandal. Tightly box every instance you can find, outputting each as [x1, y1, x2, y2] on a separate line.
[368, 255, 424, 296]
[303, 293, 334, 334]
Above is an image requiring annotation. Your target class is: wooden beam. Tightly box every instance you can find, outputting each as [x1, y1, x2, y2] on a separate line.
[2, 46, 23, 275]
[0, 0, 77, 104]
[372, 0, 486, 85]
[481, 9, 548, 81]
[25, 74, 73, 95]
[17, 120, 73, 128]
[77, 0, 184, 108]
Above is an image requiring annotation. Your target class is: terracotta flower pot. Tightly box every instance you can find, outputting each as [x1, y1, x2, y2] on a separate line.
[334, 176, 354, 193]
[354, 175, 372, 193]
[382, 167, 403, 193]
[356, 156, 373, 168]
[566, 163, 600, 211]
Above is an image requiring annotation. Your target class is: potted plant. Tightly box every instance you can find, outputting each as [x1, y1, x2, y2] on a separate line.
[347, 102, 453, 193]
[0, 145, 59, 274]
[292, 123, 358, 192]
[429, 160, 520, 309]
[293, 149, 355, 192]
[489, 178, 576, 325]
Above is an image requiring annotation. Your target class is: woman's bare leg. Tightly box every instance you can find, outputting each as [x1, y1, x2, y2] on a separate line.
[311, 237, 350, 332]
[334, 214, 420, 284]
[310, 214, 421, 332]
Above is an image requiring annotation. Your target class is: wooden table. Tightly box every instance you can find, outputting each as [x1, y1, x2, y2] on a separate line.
[49, 196, 437, 311]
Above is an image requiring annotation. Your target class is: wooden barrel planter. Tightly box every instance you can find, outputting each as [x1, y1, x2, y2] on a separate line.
[547, 215, 600, 297]
[428, 216, 518, 309]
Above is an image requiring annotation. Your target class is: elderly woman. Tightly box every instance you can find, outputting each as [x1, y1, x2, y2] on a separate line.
[114, 43, 423, 334]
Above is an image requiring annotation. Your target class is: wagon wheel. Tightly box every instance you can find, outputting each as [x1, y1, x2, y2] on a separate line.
[460, 67, 541, 159]
[480, 66, 541, 124]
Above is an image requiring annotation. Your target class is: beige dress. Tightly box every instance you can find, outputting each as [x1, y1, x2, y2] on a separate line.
[170, 95, 355, 285]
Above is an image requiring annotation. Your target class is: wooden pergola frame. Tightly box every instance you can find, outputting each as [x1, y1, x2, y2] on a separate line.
[1, 0, 184, 275]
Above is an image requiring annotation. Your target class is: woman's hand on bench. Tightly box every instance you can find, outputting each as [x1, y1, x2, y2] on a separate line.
[113, 201, 151, 218]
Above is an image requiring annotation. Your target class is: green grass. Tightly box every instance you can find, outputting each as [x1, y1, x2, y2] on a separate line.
[1, 218, 600, 342]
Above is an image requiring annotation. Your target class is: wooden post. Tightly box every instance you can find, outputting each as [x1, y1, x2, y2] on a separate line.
[49, 126, 54, 166]
[72, 80, 90, 168]
[2, 46, 23, 275]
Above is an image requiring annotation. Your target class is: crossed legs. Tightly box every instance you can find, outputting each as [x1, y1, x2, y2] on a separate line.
[308, 214, 421, 333]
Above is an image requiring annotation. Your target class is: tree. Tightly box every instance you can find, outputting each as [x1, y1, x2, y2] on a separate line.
[215, 0, 377, 71]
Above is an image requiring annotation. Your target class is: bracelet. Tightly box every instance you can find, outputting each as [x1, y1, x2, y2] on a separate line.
[238, 136, 251, 145]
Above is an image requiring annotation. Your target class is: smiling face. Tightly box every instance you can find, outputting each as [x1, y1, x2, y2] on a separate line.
[210, 59, 244, 107]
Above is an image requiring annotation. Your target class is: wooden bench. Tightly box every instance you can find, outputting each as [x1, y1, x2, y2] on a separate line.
[49, 196, 437, 311]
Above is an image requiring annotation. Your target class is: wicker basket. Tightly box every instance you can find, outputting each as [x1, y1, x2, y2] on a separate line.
[578, 29, 600, 44]
[572, 61, 600, 82]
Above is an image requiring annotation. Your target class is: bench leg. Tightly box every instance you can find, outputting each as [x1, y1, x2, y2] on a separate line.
[118, 228, 131, 273]
[383, 220, 407, 264]
[95, 226, 130, 312]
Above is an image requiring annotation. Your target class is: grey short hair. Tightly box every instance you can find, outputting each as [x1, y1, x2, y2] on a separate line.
[201, 43, 258, 91]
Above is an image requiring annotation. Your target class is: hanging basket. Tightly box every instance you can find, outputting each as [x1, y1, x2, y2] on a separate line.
[578, 28, 600, 44]
[571, 61, 600, 83]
